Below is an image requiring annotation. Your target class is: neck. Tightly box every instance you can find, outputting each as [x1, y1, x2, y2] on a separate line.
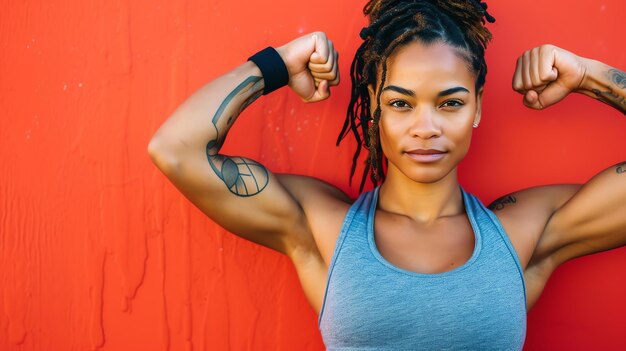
[378, 167, 464, 224]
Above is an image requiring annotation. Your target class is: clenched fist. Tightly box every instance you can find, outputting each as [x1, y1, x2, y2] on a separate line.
[512, 44, 589, 110]
[275, 32, 340, 103]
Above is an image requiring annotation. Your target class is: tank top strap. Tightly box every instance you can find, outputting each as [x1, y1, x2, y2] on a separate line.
[461, 186, 527, 302]
[317, 188, 375, 326]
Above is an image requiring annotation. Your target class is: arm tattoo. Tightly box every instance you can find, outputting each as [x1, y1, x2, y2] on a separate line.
[488, 195, 517, 211]
[608, 68, 626, 89]
[591, 88, 626, 110]
[591, 68, 626, 113]
[617, 162, 626, 174]
[206, 76, 269, 197]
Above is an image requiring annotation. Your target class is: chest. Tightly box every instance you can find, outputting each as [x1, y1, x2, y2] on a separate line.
[373, 212, 476, 274]
[321, 278, 526, 350]
[320, 249, 527, 350]
[318, 190, 528, 349]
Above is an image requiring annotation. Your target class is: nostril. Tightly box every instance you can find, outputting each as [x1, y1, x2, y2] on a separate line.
[409, 118, 442, 139]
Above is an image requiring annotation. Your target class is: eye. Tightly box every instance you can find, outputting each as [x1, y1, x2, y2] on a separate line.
[441, 100, 464, 108]
[389, 100, 411, 109]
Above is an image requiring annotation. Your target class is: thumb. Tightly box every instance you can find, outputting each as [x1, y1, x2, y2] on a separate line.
[523, 83, 569, 110]
[523, 90, 540, 108]
[305, 79, 331, 103]
[310, 34, 328, 65]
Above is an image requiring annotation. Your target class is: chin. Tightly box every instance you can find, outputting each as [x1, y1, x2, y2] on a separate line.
[392, 153, 458, 183]
[401, 166, 455, 184]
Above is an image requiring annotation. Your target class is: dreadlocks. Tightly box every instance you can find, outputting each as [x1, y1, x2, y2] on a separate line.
[337, 0, 496, 191]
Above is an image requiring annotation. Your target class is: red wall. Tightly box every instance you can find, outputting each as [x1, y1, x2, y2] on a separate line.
[1, 0, 625, 350]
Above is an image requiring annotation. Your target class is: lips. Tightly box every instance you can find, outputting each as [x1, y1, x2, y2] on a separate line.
[406, 149, 446, 155]
[405, 149, 447, 163]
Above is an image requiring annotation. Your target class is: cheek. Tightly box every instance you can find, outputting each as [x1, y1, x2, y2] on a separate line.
[377, 127, 391, 157]
[446, 122, 474, 154]
[377, 120, 403, 154]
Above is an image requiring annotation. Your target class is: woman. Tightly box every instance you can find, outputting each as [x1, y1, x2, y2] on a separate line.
[148, 0, 626, 348]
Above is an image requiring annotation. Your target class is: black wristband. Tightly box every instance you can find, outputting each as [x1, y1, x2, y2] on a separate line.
[247, 47, 289, 95]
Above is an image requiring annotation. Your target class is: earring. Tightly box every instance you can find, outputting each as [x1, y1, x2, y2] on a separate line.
[472, 123, 479, 128]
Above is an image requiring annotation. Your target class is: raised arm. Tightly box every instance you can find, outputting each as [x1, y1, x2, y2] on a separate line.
[147, 32, 340, 257]
[510, 45, 626, 263]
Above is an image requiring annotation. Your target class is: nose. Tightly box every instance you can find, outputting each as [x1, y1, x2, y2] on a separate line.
[409, 106, 442, 139]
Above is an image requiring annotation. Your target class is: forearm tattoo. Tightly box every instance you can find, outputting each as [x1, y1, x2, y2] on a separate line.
[616, 161, 626, 174]
[206, 76, 269, 197]
[609, 68, 626, 89]
[488, 195, 517, 211]
[591, 68, 626, 113]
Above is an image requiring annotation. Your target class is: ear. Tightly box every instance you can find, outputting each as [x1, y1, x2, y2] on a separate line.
[473, 87, 483, 127]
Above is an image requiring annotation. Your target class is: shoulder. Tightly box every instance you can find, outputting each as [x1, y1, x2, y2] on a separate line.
[487, 184, 581, 270]
[277, 173, 353, 212]
[488, 184, 580, 214]
[277, 174, 354, 265]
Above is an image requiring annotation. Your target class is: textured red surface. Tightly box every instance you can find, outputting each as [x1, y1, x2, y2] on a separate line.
[1, 0, 625, 350]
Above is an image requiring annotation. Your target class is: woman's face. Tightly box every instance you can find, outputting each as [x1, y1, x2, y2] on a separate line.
[368, 40, 483, 184]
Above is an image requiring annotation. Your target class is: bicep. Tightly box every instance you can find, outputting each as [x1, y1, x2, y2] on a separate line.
[488, 184, 581, 269]
[541, 161, 626, 265]
[277, 174, 353, 265]
[150, 146, 310, 256]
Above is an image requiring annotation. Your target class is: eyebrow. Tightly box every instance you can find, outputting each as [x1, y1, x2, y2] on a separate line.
[382, 85, 470, 97]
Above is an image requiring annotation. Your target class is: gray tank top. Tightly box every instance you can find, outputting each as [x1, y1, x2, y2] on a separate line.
[318, 186, 527, 350]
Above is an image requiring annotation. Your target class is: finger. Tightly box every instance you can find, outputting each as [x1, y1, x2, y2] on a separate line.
[521, 50, 533, 90]
[313, 71, 340, 87]
[311, 70, 336, 81]
[313, 76, 325, 89]
[309, 39, 334, 72]
[530, 47, 542, 87]
[538, 46, 558, 83]
[326, 38, 334, 66]
[305, 79, 331, 103]
[512, 56, 524, 92]
[329, 51, 340, 86]
[311, 46, 339, 82]
[310, 34, 329, 64]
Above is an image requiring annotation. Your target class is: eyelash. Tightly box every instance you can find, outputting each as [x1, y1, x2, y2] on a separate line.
[389, 99, 464, 109]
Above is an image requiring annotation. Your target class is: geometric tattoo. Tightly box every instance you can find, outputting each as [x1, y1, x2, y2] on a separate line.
[205, 76, 269, 197]
[617, 161, 626, 174]
[488, 195, 517, 211]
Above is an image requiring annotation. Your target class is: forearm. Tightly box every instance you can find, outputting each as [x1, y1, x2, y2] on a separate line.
[149, 61, 265, 159]
[576, 58, 626, 114]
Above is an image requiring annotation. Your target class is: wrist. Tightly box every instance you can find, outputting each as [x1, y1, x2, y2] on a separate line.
[247, 47, 289, 95]
[275, 46, 288, 66]
[274, 45, 294, 81]
[574, 57, 626, 113]
[576, 57, 608, 93]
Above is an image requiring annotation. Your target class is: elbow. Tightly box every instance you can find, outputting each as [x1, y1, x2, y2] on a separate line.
[147, 136, 165, 161]
[147, 136, 182, 174]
